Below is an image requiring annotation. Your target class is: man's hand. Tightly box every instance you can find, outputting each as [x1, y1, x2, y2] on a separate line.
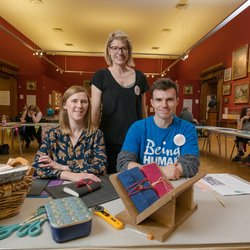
[160, 162, 182, 180]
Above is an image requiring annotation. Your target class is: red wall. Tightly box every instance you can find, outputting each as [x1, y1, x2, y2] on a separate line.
[0, 15, 205, 119]
[176, 6, 250, 119]
[175, 79, 201, 120]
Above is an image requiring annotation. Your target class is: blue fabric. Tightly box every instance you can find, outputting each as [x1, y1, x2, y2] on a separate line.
[46, 108, 54, 115]
[122, 116, 199, 166]
[118, 167, 159, 213]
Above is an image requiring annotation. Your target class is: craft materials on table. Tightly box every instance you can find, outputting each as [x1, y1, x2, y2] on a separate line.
[140, 162, 173, 197]
[0, 165, 29, 184]
[195, 180, 225, 207]
[92, 205, 123, 230]
[45, 197, 93, 243]
[126, 225, 154, 240]
[200, 174, 250, 196]
[0, 206, 46, 240]
[26, 179, 64, 198]
[44, 175, 119, 208]
[63, 178, 101, 197]
[118, 167, 159, 213]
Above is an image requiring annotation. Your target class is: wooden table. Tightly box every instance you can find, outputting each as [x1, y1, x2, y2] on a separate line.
[196, 126, 250, 157]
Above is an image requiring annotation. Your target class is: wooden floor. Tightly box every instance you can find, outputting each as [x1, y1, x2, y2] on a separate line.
[1, 133, 250, 182]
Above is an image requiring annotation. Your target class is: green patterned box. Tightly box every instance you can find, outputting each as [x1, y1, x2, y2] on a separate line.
[45, 197, 93, 242]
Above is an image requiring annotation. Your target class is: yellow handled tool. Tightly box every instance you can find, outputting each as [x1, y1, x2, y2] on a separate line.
[92, 205, 123, 230]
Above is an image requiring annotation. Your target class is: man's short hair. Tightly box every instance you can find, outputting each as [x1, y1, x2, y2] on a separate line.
[182, 107, 188, 111]
[150, 78, 179, 98]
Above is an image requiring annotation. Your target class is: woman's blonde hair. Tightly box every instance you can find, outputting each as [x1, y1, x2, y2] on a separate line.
[59, 85, 96, 136]
[28, 105, 40, 114]
[104, 30, 135, 67]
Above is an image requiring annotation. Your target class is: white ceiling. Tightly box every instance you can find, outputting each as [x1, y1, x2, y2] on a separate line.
[0, 0, 248, 59]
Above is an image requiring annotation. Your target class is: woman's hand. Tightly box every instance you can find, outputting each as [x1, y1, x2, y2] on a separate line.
[38, 156, 68, 171]
[242, 116, 250, 121]
[60, 171, 101, 182]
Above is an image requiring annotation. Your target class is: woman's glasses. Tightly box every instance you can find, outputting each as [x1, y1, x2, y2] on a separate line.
[109, 46, 128, 53]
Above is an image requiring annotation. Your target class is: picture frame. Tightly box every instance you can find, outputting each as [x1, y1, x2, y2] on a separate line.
[224, 97, 229, 103]
[183, 85, 193, 95]
[83, 80, 91, 96]
[232, 44, 248, 80]
[223, 84, 231, 96]
[26, 81, 36, 90]
[52, 90, 62, 111]
[224, 68, 231, 82]
[234, 82, 249, 104]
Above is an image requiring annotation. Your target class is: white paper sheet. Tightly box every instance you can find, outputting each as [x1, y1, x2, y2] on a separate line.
[0, 91, 10, 105]
[201, 174, 250, 196]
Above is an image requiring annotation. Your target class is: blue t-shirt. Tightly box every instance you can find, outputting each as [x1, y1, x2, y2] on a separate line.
[122, 116, 199, 166]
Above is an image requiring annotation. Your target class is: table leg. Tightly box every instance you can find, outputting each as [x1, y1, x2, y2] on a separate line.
[217, 133, 221, 156]
[11, 129, 14, 149]
[225, 135, 227, 157]
[205, 132, 211, 156]
[17, 129, 22, 156]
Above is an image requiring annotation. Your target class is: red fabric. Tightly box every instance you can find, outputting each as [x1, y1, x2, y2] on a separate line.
[76, 179, 93, 192]
[141, 163, 173, 198]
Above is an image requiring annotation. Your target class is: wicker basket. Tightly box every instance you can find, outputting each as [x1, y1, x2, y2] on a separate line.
[0, 157, 34, 220]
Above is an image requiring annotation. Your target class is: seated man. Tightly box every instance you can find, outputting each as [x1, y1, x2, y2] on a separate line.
[179, 107, 195, 123]
[117, 78, 200, 180]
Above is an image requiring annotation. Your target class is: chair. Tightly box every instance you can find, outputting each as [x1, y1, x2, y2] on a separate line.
[230, 140, 247, 159]
[199, 120, 207, 126]
[198, 129, 211, 152]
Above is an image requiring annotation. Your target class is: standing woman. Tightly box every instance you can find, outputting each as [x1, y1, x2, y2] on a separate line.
[32, 86, 107, 182]
[90, 30, 149, 174]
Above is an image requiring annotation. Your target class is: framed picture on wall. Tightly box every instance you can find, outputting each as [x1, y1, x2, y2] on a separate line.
[234, 82, 249, 104]
[232, 44, 248, 80]
[26, 81, 36, 90]
[83, 80, 91, 96]
[223, 84, 231, 95]
[52, 90, 62, 111]
[224, 97, 229, 103]
[224, 68, 231, 82]
[183, 85, 193, 95]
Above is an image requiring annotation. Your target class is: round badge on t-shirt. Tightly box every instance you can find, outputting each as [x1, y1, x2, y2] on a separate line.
[174, 134, 186, 146]
[134, 85, 140, 96]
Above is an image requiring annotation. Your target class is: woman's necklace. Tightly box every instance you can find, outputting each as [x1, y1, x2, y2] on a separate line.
[70, 129, 83, 147]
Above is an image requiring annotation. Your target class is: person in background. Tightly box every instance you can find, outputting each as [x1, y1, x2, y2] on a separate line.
[21, 105, 42, 148]
[90, 30, 149, 174]
[16, 104, 28, 122]
[179, 107, 195, 123]
[46, 103, 54, 117]
[32, 86, 107, 182]
[117, 78, 200, 180]
[232, 106, 250, 162]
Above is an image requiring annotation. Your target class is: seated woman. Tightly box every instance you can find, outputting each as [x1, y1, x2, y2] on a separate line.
[46, 103, 54, 117]
[21, 105, 42, 148]
[232, 106, 250, 162]
[32, 85, 107, 182]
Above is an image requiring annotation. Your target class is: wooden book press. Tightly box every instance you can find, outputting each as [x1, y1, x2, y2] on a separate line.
[110, 166, 206, 242]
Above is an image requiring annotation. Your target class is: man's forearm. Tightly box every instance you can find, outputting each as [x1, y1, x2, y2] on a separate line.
[116, 150, 139, 172]
[178, 154, 200, 178]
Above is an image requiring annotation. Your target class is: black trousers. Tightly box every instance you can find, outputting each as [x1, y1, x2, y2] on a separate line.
[105, 143, 122, 174]
[23, 126, 42, 145]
